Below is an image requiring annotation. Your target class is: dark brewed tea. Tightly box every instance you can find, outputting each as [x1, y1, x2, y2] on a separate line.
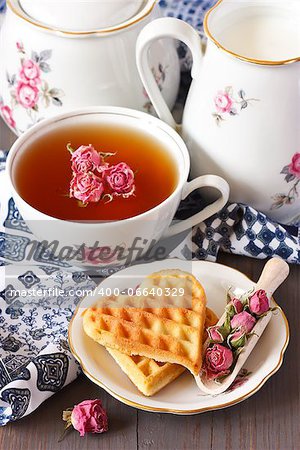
[13, 121, 178, 221]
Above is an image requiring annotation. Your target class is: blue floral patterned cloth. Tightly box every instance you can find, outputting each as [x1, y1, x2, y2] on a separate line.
[0, 265, 95, 425]
[0, 0, 300, 425]
[0, 151, 97, 425]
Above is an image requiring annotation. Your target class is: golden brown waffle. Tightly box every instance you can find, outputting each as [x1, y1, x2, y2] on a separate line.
[106, 348, 185, 396]
[106, 307, 218, 396]
[83, 269, 207, 375]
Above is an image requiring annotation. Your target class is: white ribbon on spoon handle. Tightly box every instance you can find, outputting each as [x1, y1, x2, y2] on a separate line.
[195, 258, 289, 395]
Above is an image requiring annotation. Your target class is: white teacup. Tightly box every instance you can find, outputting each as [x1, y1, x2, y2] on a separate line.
[6, 107, 229, 267]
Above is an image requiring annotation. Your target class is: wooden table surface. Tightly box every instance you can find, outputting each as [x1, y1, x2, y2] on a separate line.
[0, 120, 299, 450]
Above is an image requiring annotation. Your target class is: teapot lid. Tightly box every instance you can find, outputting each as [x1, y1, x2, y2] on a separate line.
[17, 0, 149, 32]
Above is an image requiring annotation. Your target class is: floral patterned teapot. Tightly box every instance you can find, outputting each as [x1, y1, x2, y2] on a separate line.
[136, 0, 300, 225]
[0, 0, 180, 135]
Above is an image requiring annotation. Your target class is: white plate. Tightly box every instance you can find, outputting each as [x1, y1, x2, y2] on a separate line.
[68, 259, 289, 415]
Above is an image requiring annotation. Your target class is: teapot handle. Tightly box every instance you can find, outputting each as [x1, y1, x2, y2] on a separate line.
[136, 17, 203, 129]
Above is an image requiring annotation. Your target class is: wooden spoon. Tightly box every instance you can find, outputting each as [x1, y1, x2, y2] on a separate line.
[194, 258, 289, 395]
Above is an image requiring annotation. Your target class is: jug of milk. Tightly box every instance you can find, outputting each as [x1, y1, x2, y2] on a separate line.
[137, 0, 300, 224]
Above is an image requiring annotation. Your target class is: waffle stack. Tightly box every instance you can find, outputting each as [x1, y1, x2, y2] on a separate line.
[83, 269, 218, 396]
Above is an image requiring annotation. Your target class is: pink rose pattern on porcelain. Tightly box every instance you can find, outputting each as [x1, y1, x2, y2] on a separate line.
[0, 105, 15, 128]
[214, 92, 233, 114]
[19, 59, 41, 85]
[226, 369, 251, 393]
[212, 87, 259, 126]
[16, 82, 39, 109]
[143, 63, 166, 114]
[271, 153, 300, 210]
[0, 42, 64, 133]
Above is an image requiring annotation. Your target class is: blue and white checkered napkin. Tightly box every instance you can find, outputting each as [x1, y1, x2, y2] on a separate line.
[0, 0, 300, 425]
[173, 192, 300, 263]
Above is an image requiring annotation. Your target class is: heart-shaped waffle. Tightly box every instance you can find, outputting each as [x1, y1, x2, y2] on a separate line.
[83, 269, 207, 375]
[106, 307, 218, 396]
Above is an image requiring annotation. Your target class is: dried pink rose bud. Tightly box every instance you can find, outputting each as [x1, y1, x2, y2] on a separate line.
[67, 144, 135, 206]
[70, 172, 104, 204]
[71, 144, 102, 173]
[105, 162, 135, 197]
[71, 399, 108, 437]
[227, 330, 247, 349]
[249, 289, 270, 316]
[203, 343, 233, 380]
[62, 399, 108, 438]
[231, 297, 243, 313]
[207, 325, 224, 343]
[230, 311, 256, 333]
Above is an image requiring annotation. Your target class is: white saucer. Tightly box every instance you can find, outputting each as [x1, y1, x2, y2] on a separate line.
[68, 259, 289, 415]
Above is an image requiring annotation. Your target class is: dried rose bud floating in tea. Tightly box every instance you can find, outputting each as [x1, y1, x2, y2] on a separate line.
[68, 143, 136, 206]
[13, 122, 178, 221]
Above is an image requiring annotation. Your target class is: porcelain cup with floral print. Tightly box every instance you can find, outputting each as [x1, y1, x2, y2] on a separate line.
[136, 0, 300, 225]
[6, 107, 229, 267]
[0, 0, 179, 136]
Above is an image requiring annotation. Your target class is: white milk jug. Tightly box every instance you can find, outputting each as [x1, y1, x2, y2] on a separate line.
[136, 0, 300, 225]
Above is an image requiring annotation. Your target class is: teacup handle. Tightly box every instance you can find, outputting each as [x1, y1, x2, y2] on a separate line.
[164, 175, 230, 238]
[136, 17, 203, 128]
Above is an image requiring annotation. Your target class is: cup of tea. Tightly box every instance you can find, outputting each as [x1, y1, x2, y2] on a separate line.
[6, 107, 229, 267]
